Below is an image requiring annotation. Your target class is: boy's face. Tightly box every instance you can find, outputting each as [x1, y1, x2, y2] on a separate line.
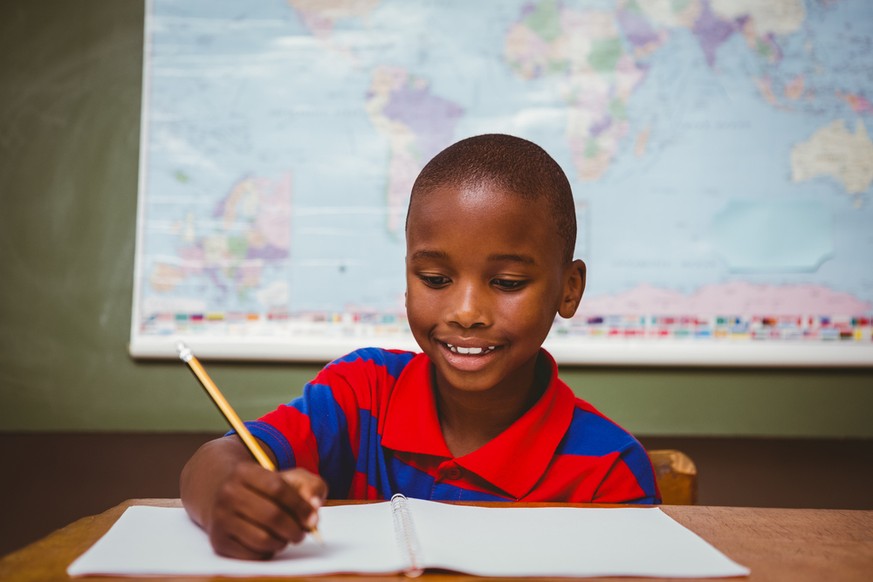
[405, 182, 585, 399]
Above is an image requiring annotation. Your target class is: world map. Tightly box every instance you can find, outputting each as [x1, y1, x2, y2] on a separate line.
[131, 0, 873, 365]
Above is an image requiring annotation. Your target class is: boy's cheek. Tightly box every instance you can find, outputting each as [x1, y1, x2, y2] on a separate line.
[405, 287, 434, 313]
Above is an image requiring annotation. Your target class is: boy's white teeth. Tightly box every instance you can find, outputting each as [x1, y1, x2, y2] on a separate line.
[446, 344, 495, 355]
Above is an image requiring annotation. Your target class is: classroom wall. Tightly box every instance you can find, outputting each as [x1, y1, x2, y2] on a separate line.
[2, 0, 872, 438]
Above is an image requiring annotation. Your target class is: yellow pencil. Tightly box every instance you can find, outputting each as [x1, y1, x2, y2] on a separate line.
[177, 342, 322, 542]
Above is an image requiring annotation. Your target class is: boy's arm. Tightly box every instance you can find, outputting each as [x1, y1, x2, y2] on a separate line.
[180, 435, 328, 560]
[592, 439, 662, 505]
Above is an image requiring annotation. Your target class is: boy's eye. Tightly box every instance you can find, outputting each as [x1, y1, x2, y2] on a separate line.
[492, 278, 527, 291]
[419, 274, 450, 288]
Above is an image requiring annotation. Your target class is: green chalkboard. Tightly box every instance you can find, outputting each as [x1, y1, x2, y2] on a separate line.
[1, 0, 872, 436]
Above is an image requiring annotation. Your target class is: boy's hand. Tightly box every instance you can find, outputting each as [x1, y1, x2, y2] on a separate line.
[180, 436, 328, 561]
[207, 465, 327, 560]
[206, 463, 327, 560]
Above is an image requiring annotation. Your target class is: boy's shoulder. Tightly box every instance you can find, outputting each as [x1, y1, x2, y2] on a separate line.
[543, 352, 644, 456]
[558, 390, 645, 457]
[320, 347, 421, 381]
[328, 346, 418, 365]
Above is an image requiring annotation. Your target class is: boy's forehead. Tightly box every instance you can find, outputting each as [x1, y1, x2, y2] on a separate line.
[406, 182, 562, 254]
[408, 182, 530, 224]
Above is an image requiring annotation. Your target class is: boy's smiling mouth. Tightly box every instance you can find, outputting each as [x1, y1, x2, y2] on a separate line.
[436, 340, 504, 375]
[444, 343, 497, 355]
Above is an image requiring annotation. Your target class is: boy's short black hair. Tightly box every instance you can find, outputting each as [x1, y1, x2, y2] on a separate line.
[408, 134, 577, 263]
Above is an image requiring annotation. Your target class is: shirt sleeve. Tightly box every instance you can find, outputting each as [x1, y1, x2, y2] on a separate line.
[242, 348, 408, 498]
[592, 439, 662, 504]
[245, 359, 363, 498]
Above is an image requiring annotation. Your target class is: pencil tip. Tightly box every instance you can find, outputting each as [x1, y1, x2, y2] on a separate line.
[310, 527, 324, 545]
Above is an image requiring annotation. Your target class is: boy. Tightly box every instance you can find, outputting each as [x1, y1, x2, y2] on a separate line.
[181, 134, 660, 560]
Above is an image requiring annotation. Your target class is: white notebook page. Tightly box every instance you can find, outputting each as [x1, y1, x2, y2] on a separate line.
[406, 499, 749, 578]
[68, 501, 749, 578]
[68, 503, 407, 577]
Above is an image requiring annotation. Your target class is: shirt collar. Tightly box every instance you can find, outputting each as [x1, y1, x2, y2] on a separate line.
[381, 350, 576, 499]
[381, 353, 452, 457]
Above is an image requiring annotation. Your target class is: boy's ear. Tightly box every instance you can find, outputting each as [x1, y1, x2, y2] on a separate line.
[558, 259, 586, 319]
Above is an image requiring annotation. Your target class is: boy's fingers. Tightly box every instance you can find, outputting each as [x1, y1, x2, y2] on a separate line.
[280, 468, 328, 530]
[214, 464, 310, 546]
[281, 467, 328, 503]
[231, 464, 326, 533]
[226, 477, 309, 545]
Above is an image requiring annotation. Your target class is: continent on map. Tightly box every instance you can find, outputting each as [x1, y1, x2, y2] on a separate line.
[366, 66, 464, 232]
[791, 119, 873, 203]
[710, 0, 804, 60]
[839, 92, 873, 115]
[689, 0, 814, 110]
[505, 0, 650, 182]
[639, 0, 805, 67]
[147, 173, 292, 303]
[504, 0, 816, 182]
[287, 0, 380, 38]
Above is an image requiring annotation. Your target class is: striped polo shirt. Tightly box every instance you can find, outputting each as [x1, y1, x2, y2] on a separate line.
[246, 347, 660, 503]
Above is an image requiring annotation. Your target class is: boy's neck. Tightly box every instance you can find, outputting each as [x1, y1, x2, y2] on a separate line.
[433, 355, 550, 458]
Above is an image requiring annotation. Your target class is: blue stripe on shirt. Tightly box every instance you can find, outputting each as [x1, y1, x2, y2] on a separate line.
[327, 347, 415, 380]
[620, 442, 659, 502]
[559, 407, 639, 457]
[242, 421, 296, 470]
[356, 407, 391, 497]
[291, 382, 354, 497]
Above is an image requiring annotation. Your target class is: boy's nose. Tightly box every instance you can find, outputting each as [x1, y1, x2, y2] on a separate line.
[448, 282, 489, 329]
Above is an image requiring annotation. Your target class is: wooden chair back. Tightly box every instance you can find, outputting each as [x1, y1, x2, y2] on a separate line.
[647, 449, 697, 505]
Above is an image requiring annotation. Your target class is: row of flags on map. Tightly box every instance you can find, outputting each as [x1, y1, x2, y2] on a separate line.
[141, 312, 873, 342]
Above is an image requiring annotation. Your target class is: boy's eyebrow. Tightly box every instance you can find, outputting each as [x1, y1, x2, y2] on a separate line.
[488, 253, 536, 265]
[410, 249, 449, 261]
[410, 250, 537, 265]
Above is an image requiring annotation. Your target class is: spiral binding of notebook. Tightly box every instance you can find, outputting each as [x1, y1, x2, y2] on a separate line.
[390, 494, 424, 578]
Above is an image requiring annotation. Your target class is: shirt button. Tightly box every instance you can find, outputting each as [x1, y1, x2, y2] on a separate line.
[445, 466, 462, 480]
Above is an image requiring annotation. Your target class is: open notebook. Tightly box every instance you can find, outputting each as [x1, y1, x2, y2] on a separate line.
[68, 495, 749, 578]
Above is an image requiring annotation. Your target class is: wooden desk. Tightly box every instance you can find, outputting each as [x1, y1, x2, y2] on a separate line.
[1, 499, 871, 582]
